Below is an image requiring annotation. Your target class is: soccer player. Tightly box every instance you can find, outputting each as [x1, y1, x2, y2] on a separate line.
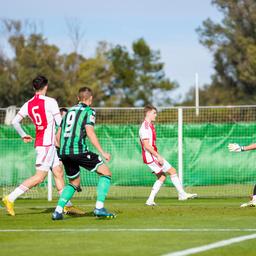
[139, 105, 197, 206]
[2, 76, 76, 216]
[54, 107, 85, 215]
[52, 87, 115, 220]
[228, 143, 256, 207]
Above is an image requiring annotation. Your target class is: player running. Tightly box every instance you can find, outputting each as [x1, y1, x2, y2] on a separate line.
[139, 105, 197, 206]
[228, 142, 256, 207]
[52, 87, 115, 220]
[2, 75, 80, 216]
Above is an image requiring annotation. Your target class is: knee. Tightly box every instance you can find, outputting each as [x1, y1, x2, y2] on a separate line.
[167, 167, 177, 175]
[160, 175, 166, 182]
[97, 165, 112, 177]
[68, 176, 80, 187]
[104, 170, 112, 177]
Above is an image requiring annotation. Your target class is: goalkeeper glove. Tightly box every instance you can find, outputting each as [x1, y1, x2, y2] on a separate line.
[228, 143, 244, 152]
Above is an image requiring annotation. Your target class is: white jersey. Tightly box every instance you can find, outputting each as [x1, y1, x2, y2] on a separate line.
[139, 120, 158, 164]
[13, 94, 61, 147]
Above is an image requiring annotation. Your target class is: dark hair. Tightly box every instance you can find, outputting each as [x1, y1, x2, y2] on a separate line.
[60, 107, 68, 114]
[144, 104, 157, 117]
[32, 75, 48, 91]
[78, 87, 93, 101]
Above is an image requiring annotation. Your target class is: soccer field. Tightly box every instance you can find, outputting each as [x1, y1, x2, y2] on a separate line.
[1, 198, 256, 256]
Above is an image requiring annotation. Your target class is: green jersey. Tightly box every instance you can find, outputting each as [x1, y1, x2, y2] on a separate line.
[60, 103, 96, 155]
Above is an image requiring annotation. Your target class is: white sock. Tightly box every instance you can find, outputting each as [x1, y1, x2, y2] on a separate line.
[58, 189, 73, 207]
[252, 195, 256, 201]
[148, 180, 163, 202]
[65, 201, 73, 207]
[8, 185, 29, 202]
[170, 174, 186, 196]
[96, 201, 104, 209]
[55, 206, 63, 214]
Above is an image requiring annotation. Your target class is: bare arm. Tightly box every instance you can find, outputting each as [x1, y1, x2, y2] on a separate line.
[243, 143, 256, 151]
[142, 139, 164, 165]
[86, 125, 110, 161]
[55, 127, 61, 148]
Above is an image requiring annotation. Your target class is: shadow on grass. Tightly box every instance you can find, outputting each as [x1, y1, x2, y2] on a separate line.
[39, 207, 95, 218]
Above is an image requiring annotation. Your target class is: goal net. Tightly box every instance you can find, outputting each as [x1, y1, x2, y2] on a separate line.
[0, 106, 255, 200]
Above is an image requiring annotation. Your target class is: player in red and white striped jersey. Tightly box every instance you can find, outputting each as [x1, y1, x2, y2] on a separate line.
[2, 76, 83, 216]
[139, 105, 197, 206]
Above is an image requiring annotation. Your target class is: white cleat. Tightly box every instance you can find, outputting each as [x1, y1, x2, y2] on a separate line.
[145, 200, 157, 206]
[240, 200, 256, 208]
[178, 193, 198, 201]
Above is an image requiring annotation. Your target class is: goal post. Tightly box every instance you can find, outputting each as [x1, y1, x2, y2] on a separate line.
[178, 107, 183, 187]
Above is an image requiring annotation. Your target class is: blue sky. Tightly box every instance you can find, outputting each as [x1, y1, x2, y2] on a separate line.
[0, 0, 222, 102]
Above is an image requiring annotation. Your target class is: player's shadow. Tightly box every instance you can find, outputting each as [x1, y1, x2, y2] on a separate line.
[67, 211, 95, 218]
[39, 207, 94, 218]
[19, 208, 120, 218]
[40, 207, 55, 213]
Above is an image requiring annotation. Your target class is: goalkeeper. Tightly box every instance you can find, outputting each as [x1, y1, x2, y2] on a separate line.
[228, 143, 256, 207]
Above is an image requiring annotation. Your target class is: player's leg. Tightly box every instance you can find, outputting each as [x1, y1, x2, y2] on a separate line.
[94, 164, 115, 218]
[240, 184, 256, 207]
[52, 150, 70, 199]
[52, 177, 80, 220]
[52, 156, 80, 220]
[2, 146, 53, 216]
[146, 172, 166, 206]
[2, 170, 48, 216]
[52, 164, 85, 215]
[163, 162, 197, 200]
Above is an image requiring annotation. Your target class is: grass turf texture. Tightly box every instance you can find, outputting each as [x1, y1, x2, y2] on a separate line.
[0, 198, 256, 256]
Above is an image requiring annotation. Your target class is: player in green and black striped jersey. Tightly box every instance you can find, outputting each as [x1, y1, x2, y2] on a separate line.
[60, 102, 96, 155]
[52, 87, 115, 220]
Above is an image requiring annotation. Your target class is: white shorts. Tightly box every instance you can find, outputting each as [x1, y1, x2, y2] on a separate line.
[35, 146, 60, 172]
[147, 158, 172, 174]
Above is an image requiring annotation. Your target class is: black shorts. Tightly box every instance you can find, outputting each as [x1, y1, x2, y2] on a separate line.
[61, 151, 104, 179]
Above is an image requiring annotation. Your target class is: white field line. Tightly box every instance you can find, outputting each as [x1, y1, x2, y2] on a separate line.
[163, 233, 256, 256]
[0, 228, 256, 233]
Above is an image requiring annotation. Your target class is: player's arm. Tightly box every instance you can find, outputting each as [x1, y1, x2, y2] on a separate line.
[11, 105, 32, 143]
[142, 139, 164, 165]
[50, 99, 62, 126]
[228, 143, 256, 152]
[55, 127, 61, 148]
[243, 144, 256, 151]
[86, 125, 111, 162]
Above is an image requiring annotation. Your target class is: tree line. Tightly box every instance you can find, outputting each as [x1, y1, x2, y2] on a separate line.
[184, 0, 256, 106]
[0, 19, 176, 108]
[1, 0, 255, 108]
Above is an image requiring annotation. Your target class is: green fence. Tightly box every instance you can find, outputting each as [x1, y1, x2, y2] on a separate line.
[1, 122, 255, 197]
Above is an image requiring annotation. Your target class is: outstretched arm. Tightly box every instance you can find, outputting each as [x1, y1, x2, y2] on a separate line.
[243, 143, 256, 151]
[86, 125, 110, 162]
[228, 143, 256, 152]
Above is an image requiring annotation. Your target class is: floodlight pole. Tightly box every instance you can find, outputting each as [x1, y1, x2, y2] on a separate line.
[195, 73, 199, 116]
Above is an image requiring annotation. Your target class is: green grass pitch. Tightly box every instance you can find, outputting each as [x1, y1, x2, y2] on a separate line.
[1, 198, 256, 256]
